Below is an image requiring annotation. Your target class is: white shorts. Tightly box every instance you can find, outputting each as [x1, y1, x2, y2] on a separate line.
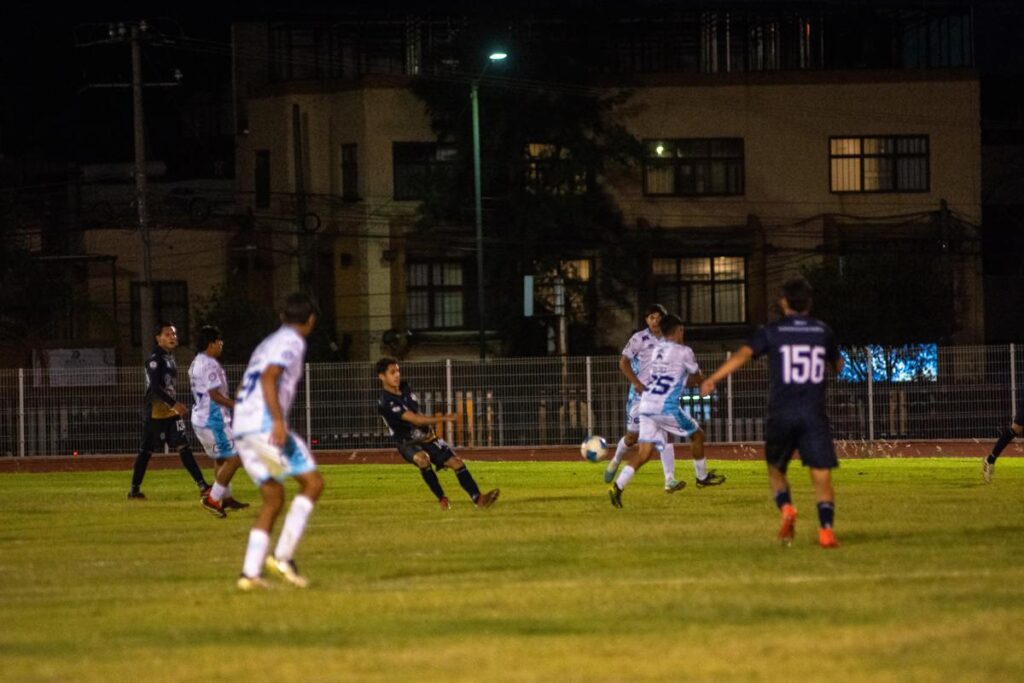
[624, 393, 641, 433]
[638, 410, 700, 451]
[237, 431, 317, 485]
[192, 423, 237, 460]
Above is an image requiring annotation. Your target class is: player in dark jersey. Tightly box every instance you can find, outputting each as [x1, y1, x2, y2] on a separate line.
[700, 278, 843, 548]
[982, 389, 1023, 483]
[128, 321, 211, 500]
[375, 357, 499, 510]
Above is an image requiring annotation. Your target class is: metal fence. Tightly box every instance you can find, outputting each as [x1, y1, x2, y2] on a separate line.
[0, 345, 1020, 457]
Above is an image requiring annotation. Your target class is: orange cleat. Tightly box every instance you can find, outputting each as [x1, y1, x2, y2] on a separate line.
[818, 528, 841, 548]
[778, 504, 798, 545]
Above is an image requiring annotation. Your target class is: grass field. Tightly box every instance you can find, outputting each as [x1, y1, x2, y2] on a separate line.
[1, 458, 1022, 682]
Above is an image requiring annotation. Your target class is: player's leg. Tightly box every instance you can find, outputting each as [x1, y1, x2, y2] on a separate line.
[440, 447, 499, 509]
[265, 435, 323, 589]
[235, 434, 285, 590]
[205, 425, 248, 510]
[168, 418, 210, 495]
[660, 437, 679, 490]
[403, 443, 449, 508]
[195, 425, 228, 517]
[129, 417, 156, 499]
[605, 398, 640, 483]
[765, 416, 798, 544]
[984, 419, 1022, 483]
[611, 418, 660, 507]
[809, 468, 838, 548]
[798, 421, 840, 548]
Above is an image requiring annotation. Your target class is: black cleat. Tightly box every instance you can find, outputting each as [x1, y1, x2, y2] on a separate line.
[127, 490, 146, 500]
[221, 497, 250, 511]
[608, 484, 623, 508]
[696, 470, 726, 488]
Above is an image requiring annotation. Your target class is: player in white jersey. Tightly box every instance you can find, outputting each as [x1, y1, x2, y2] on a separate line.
[604, 304, 680, 489]
[609, 314, 725, 508]
[189, 325, 249, 518]
[233, 293, 324, 590]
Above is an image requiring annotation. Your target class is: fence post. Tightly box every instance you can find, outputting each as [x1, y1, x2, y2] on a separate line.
[866, 351, 875, 442]
[445, 359, 454, 443]
[1011, 343, 1018, 419]
[585, 356, 593, 435]
[725, 351, 734, 443]
[18, 368, 26, 457]
[304, 363, 312, 446]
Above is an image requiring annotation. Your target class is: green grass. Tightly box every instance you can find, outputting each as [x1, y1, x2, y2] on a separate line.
[1, 458, 1022, 682]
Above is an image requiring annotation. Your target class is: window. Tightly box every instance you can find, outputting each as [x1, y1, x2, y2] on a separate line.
[130, 281, 190, 346]
[524, 143, 587, 195]
[341, 144, 359, 201]
[653, 256, 746, 324]
[254, 150, 271, 209]
[406, 261, 464, 330]
[644, 138, 744, 196]
[830, 136, 929, 193]
[535, 259, 594, 322]
[393, 142, 457, 201]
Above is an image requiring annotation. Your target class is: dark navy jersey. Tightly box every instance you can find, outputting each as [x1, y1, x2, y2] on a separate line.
[377, 382, 435, 445]
[747, 314, 839, 417]
[144, 347, 179, 419]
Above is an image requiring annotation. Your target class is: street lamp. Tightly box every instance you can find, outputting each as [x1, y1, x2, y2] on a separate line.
[472, 50, 507, 360]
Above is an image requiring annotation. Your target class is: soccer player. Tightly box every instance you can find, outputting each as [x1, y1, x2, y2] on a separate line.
[608, 314, 725, 508]
[233, 293, 324, 590]
[376, 357, 499, 510]
[699, 278, 843, 548]
[604, 304, 682, 491]
[982, 392, 1023, 483]
[128, 321, 210, 500]
[189, 325, 249, 517]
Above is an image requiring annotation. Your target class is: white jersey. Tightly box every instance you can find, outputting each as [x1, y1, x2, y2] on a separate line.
[233, 325, 307, 436]
[189, 352, 231, 430]
[621, 327, 661, 400]
[638, 340, 700, 416]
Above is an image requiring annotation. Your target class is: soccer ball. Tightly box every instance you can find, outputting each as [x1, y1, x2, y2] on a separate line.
[580, 435, 608, 463]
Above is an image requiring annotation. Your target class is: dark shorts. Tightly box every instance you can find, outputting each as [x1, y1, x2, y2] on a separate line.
[396, 438, 456, 471]
[140, 416, 189, 452]
[764, 412, 837, 472]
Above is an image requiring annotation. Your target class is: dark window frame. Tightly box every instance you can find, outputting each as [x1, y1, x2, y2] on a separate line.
[392, 142, 458, 201]
[652, 255, 748, 326]
[405, 260, 466, 331]
[130, 281, 190, 347]
[828, 134, 930, 194]
[642, 138, 745, 197]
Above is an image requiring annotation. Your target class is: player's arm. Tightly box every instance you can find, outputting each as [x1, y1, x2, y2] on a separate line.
[699, 346, 754, 396]
[261, 364, 287, 446]
[147, 357, 187, 416]
[208, 387, 235, 410]
[401, 410, 457, 426]
[685, 371, 706, 388]
[618, 355, 645, 393]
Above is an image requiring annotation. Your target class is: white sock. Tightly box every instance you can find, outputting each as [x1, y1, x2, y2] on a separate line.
[693, 457, 709, 481]
[660, 443, 677, 483]
[610, 437, 629, 466]
[273, 495, 315, 562]
[210, 482, 228, 503]
[242, 529, 270, 578]
[615, 465, 636, 491]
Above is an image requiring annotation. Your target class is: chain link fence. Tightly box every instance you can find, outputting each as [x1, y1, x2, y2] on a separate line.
[0, 345, 1020, 457]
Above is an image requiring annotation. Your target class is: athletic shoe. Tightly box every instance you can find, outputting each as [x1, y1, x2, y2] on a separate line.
[199, 485, 212, 498]
[127, 490, 146, 500]
[696, 470, 726, 488]
[222, 497, 250, 511]
[237, 574, 271, 591]
[438, 496, 451, 511]
[201, 495, 227, 518]
[778, 504, 798, 546]
[664, 479, 686, 493]
[818, 528, 841, 548]
[476, 489, 500, 509]
[264, 556, 309, 588]
[603, 459, 621, 484]
[982, 458, 994, 484]
[609, 484, 623, 509]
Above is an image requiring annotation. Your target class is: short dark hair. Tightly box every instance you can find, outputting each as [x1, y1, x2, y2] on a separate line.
[281, 292, 319, 324]
[196, 325, 222, 351]
[153, 320, 175, 338]
[782, 278, 813, 313]
[645, 303, 668, 317]
[375, 356, 399, 376]
[660, 314, 683, 336]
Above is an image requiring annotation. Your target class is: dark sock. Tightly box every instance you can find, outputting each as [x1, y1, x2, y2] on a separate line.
[131, 450, 152, 490]
[177, 447, 208, 489]
[419, 467, 446, 499]
[990, 427, 1017, 461]
[774, 489, 792, 510]
[454, 466, 481, 502]
[817, 501, 835, 529]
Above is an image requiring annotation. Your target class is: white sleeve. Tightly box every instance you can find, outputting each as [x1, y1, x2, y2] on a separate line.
[621, 332, 640, 359]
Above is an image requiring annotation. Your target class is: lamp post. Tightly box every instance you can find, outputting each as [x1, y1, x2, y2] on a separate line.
[472, 51, 507, 360]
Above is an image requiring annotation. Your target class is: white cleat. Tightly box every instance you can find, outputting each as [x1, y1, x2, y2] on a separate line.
[265, 556, 309, 588]
[237, 574, 271, 591]
[982, 458, 994, 484]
